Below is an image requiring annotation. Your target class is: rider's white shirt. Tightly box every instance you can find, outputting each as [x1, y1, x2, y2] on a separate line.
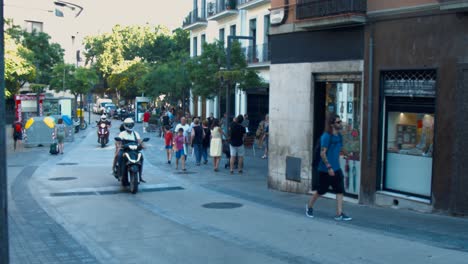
[118, 130, 141, 141]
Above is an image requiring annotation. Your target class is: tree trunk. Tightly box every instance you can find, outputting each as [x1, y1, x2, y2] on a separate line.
[73, 94, 78, 118]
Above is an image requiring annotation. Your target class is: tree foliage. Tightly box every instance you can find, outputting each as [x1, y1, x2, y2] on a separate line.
[49, 64, 98, 108]
[140, 52, 190, 104]
[4, 32, 36, 96]
[108, 59, 149, 101]
[188, 41, 264, 99]
[83, 25, 191, 104]
[4, 19, 64, 96]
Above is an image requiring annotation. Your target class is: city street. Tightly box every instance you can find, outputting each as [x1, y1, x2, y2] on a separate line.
[5, 115, 468, 264]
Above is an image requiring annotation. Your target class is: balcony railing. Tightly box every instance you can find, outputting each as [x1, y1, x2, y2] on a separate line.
[182, 8, 207, 28]
[296, 0, 367, 20]
[207, 0, 237, 17]
[243, 43, 271, 64]
[238, 0, 269, 5]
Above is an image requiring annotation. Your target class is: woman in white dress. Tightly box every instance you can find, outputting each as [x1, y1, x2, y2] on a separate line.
[210, 119, 223, 171]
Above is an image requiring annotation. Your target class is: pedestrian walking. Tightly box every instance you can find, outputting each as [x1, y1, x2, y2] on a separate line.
[191, 118, 205, 166]
[229, 115, 246, 174]
[175, 117, 191, 161]
[306, 114, 352, 221]
[256, 119, 265, 148]
[12, 119, 23, 151]
[54, 118, 67, 154]
[242, 114, 250, 133]
[202, 119, 211, 165]
[173, 128, 186, 171]
[210, 119, 223, 171]
[143, 110, 151, 133]
[207, 113, 214, 129]
[164, 125, 173, 164]
[262, 114, 269, 159]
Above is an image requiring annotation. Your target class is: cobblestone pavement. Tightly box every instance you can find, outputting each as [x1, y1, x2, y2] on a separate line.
[6, 123, 100, 264]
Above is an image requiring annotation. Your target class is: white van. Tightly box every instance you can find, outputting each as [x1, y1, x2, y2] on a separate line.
[93, 98, 113, 114]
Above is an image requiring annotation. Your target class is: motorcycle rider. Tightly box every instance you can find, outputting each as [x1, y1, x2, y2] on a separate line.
[114, 118, 145, 184]
[97, 114, 111, 143]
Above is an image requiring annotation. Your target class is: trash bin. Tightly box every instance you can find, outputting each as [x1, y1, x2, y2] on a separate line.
[23, 117, 55, 148]
[23, 116, 75, 147]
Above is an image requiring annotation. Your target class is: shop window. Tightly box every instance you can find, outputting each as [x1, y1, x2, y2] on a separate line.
[381, 70, 436, 198]
[383, 98, 435, 198]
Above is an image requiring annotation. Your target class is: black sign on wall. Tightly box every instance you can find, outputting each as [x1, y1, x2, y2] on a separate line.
[383, 70, 437, 98]
[270, 26, 364, 64]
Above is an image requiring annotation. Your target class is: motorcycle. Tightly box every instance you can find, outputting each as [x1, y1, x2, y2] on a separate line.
[114, 137, 150, 194]
[96, 122, 110, 148]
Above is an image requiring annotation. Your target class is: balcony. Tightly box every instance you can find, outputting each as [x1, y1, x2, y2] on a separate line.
[238, 0, 270, 10]
[182, 8, 208, 30]
[295, 0, 367, 29]
[243, 43, 271, 68]
[207, 0, 238, 21]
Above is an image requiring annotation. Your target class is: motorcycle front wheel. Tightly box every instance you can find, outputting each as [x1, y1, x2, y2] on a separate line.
[129, 170, 139, 194]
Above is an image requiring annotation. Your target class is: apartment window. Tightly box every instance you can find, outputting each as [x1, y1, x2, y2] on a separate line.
[193, 37, 198, 56]
[219, 28, 225, 44]
[201, 34, 206, 53]
[264, 15, 270, 43]
[25, 20, 43, 33]
[249, 18, 257, 43]
[230, 24, 236, 36]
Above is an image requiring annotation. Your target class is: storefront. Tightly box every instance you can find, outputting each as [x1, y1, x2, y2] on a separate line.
[379, 70, 436, 199]
[313, 74, 362, 197]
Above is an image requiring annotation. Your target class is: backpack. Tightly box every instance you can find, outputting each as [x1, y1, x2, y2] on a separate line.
[15, 123, 22, 133]
[312, 133, 341, 169]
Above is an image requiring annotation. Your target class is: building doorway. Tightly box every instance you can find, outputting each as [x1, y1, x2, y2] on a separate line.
[313, 77, 362, 197]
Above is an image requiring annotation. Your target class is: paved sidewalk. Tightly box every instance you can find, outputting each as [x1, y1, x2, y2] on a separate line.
[138, 124, 468, 253]
[7, 122, 101, 264]
[5, 120, 468, 264]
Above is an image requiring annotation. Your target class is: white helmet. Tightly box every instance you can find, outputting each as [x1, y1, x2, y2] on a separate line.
[123, 118, 135, 132]
[100, 114, 107, 121]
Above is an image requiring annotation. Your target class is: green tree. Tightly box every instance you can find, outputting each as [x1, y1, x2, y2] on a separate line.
[22, 31, 64, 84]
[108, 60, 149, 101]
[140, 53, 191, 105]
[188, 41, 263, 102]
[49, 64, 98, 113]
[83, 25, 191, 105]
[4, 32, 36, 96]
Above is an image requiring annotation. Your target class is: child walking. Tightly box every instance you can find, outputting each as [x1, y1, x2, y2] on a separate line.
[164, 125, 173, 164]
[173, 128, 186, 171]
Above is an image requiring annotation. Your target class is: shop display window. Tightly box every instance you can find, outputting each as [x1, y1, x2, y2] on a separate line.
[384, 110, 434, 197]
[386, 112, 434, 157]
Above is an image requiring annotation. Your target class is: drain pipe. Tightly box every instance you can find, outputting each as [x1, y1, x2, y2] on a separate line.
[367, 26, 374, 167]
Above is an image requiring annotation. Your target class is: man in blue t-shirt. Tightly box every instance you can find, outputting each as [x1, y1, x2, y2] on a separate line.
[306, 114, 352, 221]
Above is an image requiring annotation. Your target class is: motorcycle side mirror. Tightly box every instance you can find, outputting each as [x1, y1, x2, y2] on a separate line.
[142, 138, 150, 142]
[114, 137, 122, 142]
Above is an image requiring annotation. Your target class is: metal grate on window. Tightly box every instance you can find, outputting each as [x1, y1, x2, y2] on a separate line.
[383, 70, 437, 98]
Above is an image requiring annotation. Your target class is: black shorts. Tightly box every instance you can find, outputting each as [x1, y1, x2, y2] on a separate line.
[317, 169, 345, 195]
[13, 132, 22, 141]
